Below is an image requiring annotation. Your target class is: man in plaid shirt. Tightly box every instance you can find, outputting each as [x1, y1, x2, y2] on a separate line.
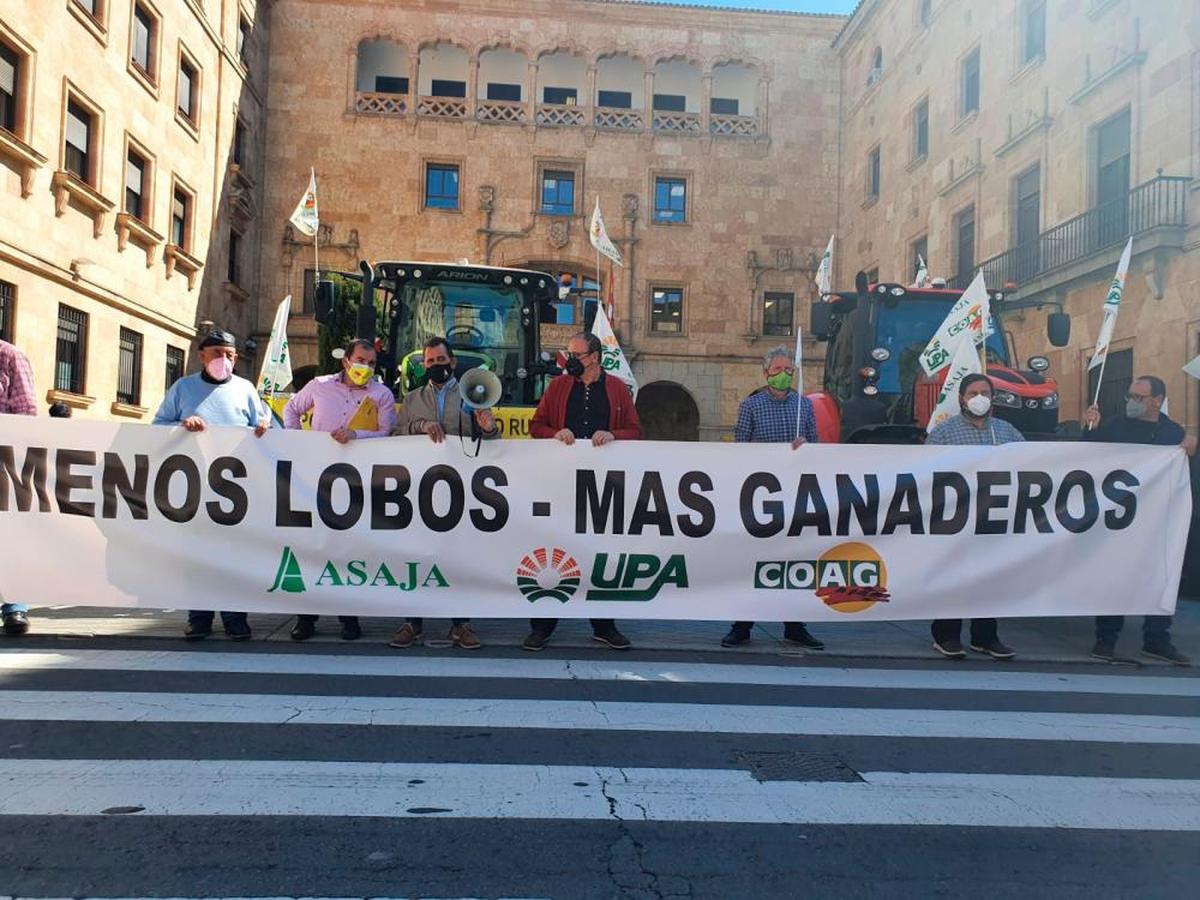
[0, 338, 37, 635]
[722, 346, 824, 650]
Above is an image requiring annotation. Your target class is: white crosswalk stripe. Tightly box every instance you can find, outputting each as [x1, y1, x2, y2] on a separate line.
[1, 644, 1198, 838]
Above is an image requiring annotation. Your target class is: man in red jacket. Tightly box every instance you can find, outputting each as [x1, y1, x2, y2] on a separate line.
[525, 332, 642, 651]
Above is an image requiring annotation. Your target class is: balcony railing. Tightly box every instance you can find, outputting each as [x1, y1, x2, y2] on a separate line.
[476, 99, 527, 124]
[355, 91, 407, 116]
[953, 174, 1191, 290]
[710, 113, 758, 137]
[536, 103, 586, 127]
[594, 107, 642, 131]
[417, 96, 467, 118]
[652, 111, 702, 134]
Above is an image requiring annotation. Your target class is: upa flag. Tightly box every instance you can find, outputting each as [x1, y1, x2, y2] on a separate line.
[1089, 237, 1133, 371]
[816, 234, 834, 296]
[919, 270, 991, 376]
[257, 295, 294, 395]
[289, 168, 319, 237]
[926, 334, 983, 432]
[1184, 353, 1200, 381]
[589, 197, 623, 267]
[913, 254, 929, 288]
[592, 302, 637, 397]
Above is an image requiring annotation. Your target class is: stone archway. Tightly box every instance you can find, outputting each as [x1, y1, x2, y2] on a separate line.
[636, 381, 700, 441]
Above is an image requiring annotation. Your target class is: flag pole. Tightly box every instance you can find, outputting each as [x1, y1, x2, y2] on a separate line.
[794, 326, 805, 441]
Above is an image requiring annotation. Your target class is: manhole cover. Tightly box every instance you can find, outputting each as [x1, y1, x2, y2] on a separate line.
[735, 750, 863, 783]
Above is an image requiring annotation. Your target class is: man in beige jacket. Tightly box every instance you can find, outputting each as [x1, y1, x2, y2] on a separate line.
[389, 336, 500, 650]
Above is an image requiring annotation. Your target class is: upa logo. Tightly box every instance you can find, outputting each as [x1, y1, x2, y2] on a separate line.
[516, 547, 581, 603]
[586, 553, 688, 602]
[268, 546, 449, 594]
[753, 541, 890, 614]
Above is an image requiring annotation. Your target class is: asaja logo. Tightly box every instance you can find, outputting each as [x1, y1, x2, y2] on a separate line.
[268, 546, 449, 594]
[753, 541, 890, 614]
[516, 547, 581, 603]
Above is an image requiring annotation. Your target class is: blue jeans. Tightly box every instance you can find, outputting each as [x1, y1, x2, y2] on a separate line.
[1095, 615, 1172, 647]
[1, 604, 29, 615]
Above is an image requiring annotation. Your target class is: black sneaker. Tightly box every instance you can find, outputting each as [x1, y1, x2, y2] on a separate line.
[933, 638, 966, 658]
[224, 620, 252, 642]
[522, 629, 552, 652]
[720, 627, 752, 648]
[1091, 640, 1117, 661]
[184, 621, 213, 641]
[783, 625, 825, 650]
[592, 627, 631, 650]
[341, 618, 362, 641]
[290, 618, 316, 641]
[2, 610, 30, 636]
[969, 640, 1016, 660]
[1141, 644, 1191, 666]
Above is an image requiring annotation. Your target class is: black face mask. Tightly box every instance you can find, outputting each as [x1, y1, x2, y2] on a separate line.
[426, 363, 453, 384]
[565, 357, 585, 378]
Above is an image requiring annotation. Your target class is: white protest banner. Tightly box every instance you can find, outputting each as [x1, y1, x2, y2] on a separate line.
[815, 234, 834, 296]
[919, 271, 991, 376]
[589, 197, 623, 267]
[257, 295, 294, 396]
[1185, 354, 1200, 381]
[0, 417, 1188, 621]
[592, 302, 637, 396]
[289, 168, 319, 237]
[913, 254, 929, 288]
[925, 334, 982, 432]
[1089, 237, 1133, 375]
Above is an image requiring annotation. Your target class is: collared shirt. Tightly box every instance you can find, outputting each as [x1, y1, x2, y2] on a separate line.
[565, 373, 612, 440]
[925, 413, 1025, 446]
[282, 373, 397, 437]
[435, 377, 457, 422]
[0, 340, 36, 415]
[734, 389, 819, 444]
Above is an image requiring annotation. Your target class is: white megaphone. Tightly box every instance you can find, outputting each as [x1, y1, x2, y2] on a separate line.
[458, 367, 502, 410]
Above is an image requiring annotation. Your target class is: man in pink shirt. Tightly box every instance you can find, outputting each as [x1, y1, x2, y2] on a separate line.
[1, 338, 37, 635]
[282, 339, 397, 640]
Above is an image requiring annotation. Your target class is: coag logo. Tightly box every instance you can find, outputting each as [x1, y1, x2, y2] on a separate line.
[946, 304, 984, 339]
[516, 547, 581, 603]
[586, 553, 688, 602]
[267, 546, 449, 594]
[753, 541, 890, 614]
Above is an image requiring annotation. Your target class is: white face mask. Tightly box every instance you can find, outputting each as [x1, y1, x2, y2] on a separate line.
[965, 394, 992, 417]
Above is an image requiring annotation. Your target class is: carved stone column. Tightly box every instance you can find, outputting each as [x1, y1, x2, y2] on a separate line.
[467, 57, 480, 117]
[586, 64, 598, 126]
[701, 72, 712, 135]
[643, 69, 655, 131]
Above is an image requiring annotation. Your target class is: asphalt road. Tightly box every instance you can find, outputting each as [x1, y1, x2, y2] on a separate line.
[1, 636, 1198, 899]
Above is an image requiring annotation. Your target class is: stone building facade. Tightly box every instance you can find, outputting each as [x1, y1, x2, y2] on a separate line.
[258, 0, 843, 440]
[0, 0, 270, 420]
[834, 0, 1200, 431]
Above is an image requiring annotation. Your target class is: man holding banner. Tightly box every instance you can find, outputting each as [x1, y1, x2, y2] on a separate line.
[525, 331, 642, 651]
[925, 373, 1024, 660]
[722, 347, 823, 650]
[283, 339, 397, 642]
[152, 330, 269, 641]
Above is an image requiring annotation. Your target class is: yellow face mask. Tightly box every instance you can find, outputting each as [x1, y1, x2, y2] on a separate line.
[346, 363, 373, 386]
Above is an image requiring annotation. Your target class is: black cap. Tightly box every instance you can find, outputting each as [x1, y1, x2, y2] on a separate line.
[198, 330, 237, 349]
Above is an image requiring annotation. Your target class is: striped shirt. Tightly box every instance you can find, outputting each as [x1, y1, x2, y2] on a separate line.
[0, 340, 37, 416]
[734, 389, 819, 444]
[925, 413, 1025, 446]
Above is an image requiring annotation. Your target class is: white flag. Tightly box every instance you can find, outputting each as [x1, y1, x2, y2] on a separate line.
[1184, 354, 1200, 381]
[1088, 237, 1132, 371]
[926, 334, 983, 433]
[592, 302, 637, 397]
[919, 271, 991, 376]
[816, 234, 834, 296]
[257, 296, 294, 395]
[913, 254, 929, 288]
[589, 198, 623, 267]
[289, 168, 319, 237]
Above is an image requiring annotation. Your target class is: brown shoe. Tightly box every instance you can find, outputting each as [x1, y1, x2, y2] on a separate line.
[450, 623, 481, 650]
[388, 622, 421, 649]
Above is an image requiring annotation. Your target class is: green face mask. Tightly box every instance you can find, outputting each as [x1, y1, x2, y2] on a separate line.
[766, 371, 793, 391]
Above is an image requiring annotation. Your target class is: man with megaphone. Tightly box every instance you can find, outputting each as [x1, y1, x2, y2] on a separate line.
[389, 336, 500, 650]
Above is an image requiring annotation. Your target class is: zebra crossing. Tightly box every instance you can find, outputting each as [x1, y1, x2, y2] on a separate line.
[1, 643, 1198, 896]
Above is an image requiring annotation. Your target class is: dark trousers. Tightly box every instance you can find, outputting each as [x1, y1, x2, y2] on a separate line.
[1095, 615, 1172, 646]
[296, 614, 359, 627]
[531, 618, 615, 636]
[732, 621, 805, 633]
[931, 618, 998, 645]
[406, 617, 469, 630]
[188, 610, 248, 629]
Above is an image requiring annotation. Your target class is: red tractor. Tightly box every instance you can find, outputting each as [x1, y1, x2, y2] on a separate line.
[808, 272, 1072, 443]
